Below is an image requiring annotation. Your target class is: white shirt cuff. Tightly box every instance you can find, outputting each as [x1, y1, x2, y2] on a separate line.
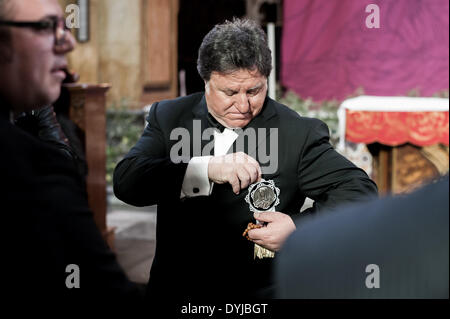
[180, 156, 213, 198]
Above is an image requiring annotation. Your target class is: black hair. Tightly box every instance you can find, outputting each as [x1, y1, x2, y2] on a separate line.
[197, 18, 272, 81]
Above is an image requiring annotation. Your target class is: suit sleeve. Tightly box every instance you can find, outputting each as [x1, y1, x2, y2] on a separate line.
[297, 119, 378, 214]
[5, 140, 144, 304]
[58, 177, 144, 303]
[113, 102, 188, 206]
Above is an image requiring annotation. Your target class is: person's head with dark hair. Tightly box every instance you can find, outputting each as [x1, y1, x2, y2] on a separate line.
[198, 18, 272, 129]
[197, 18, 272, 81]
[0, 0, 75, 113]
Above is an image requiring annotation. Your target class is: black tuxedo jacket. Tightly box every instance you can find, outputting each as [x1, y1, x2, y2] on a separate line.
[114, 92, 378, 300]
[0, 105, 142, 310]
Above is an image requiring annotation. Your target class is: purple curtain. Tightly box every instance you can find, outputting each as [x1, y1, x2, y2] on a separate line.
[281, 0, 449, 101]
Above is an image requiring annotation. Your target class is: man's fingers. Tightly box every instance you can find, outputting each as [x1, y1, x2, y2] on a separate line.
[247, 159, 261, 183]
[247, 157, 259, 167]
[247, 227, 268, 240]
[247, 228, 274, 250]
[245, 212, 295, 252]
[244, 164, 259, 185]
[229, 175, 241, 194]
[250, 239, 264, 246]
[237, 167, 251, 190]
[234, 157, 261, 190]
[246, 156, 261, 179]
[254, 211, 279, 223]
[237, 153, 260, 173]
[210, 153, 262, 193]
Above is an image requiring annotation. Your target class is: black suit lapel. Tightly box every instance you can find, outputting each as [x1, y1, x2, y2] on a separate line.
[206, 97, 280, 207]
[188, 94, 215, 157]
[186, 95, 279, 169]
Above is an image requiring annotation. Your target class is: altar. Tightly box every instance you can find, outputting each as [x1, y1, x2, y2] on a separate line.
[338, 96, 449, 195]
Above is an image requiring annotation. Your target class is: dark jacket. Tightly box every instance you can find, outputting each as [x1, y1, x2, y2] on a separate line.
[113, 93, 378, 300]
[277, 176, 449, 298]
[0, 104, 143, 309]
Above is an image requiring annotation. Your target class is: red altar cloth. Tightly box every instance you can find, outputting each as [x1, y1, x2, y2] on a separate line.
[345, 111, 449, 147]
[338, 96, 450, 148]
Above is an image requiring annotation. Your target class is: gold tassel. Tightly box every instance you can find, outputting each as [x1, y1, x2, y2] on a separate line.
[254, 243, 275, 259]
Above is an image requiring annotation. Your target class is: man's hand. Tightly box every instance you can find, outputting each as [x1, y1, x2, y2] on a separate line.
[208, 152, 262, 194]
[247, 212, 296, 252]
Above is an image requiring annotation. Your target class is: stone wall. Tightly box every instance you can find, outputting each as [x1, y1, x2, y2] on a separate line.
[59, 0, 178, 109]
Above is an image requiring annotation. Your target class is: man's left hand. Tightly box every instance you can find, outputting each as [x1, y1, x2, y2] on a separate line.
[247, 212, 296, 252]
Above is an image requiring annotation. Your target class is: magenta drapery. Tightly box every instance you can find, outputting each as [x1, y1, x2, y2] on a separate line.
[281, 0, 449, 101]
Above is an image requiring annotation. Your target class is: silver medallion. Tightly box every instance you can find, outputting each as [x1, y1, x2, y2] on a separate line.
[244, 179, 280, 259]
[245, 179, 280, 213]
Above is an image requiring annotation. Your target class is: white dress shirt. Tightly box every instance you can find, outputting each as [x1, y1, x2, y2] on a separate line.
[180, 128, 239, 198]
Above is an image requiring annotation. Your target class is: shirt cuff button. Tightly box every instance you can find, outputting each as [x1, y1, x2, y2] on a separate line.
[193, 187, 200, 194]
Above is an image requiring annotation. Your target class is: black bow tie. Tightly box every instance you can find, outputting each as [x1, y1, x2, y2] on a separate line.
[207, 113, 227, 133]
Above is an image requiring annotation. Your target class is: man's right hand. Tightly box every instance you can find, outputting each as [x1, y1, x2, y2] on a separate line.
[208, 152, 262, 194]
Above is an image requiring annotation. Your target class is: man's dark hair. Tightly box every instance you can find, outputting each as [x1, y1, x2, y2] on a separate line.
[197, 18, 272, 81]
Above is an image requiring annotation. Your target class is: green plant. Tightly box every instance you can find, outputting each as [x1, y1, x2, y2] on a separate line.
[276, 86, 449, 147]
[277, 88, 341, 145]
[433, 89, 449, 98]
[106, 99, 146, 185]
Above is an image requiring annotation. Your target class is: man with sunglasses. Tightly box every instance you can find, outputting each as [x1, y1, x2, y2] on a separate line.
[0, 0, 143, 309]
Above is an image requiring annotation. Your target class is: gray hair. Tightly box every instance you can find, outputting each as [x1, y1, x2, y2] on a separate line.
[197, 18, 272, 81]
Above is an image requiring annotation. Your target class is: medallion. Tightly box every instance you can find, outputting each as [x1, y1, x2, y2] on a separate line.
[245, 179, 280, 259]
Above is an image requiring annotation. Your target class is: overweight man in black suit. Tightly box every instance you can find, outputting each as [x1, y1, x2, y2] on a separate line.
[0, 0, 142, 310]
[114, 18, 378, 301]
